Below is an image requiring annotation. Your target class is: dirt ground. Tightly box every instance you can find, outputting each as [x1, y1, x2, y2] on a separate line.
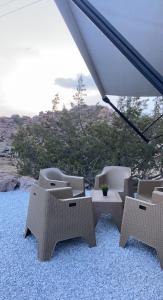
[0, 157, 17, 174]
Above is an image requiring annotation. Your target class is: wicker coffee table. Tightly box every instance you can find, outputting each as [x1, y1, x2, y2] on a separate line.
[91, 190, 123, 231]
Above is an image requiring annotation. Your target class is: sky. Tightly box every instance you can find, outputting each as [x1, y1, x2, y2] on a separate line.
[0, 0, 157, 117]
[0, 0, 104, 117]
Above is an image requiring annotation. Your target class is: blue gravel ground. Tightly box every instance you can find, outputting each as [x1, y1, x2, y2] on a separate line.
[0, 191, 163, 300]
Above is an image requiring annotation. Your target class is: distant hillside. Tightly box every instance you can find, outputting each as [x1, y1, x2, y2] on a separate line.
[0, 115, 31, 153]
[0, 105, 113, 155]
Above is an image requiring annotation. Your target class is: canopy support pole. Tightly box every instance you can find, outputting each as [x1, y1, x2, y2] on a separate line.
[142, 113, 163, 134]
[71, 0, 163, 143]
[103, 96, 149, 143]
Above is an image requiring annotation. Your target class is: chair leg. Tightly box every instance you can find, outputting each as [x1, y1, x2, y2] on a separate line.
[38, 240, 57, 261]
[84, 232, 96, 248]
[119, 231, 129, 248]
[24, 227, 31, 238]
[93, 209, 101, 227]
[112, 214, 122, 232]
[157, 248, 163, 269]
[93, 212, 100, 227]
[115, 220, 122, 232]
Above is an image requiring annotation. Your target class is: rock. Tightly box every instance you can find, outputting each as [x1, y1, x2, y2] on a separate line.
[0, 157, 17, 174]
[0, 173, 19, 192]
[18, 176, 36, 192]
[0, 173, 36, 192]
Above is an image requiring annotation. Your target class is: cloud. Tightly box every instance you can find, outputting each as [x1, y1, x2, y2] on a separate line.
[0, 47, 39, 60]
[0, 47, 40, 78]
[55, 74, 97, 90]
[55, 77, 76, 89]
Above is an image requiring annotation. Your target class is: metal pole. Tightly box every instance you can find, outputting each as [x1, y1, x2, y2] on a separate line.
[142, 114, 163, 134]
[103, 96, 149, 143]
[151, 133, 163, 141]
[71, 0, 163, 143]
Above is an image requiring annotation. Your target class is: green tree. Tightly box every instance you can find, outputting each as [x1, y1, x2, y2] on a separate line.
[52, 93, 60, 112]
[108, 96, 162, 179]
[12, 94, 163, 187]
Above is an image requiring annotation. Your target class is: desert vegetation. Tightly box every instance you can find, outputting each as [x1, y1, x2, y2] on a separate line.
[13, 77, 163, 187]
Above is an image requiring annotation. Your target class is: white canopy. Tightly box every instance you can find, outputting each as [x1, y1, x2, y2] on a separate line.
[54, 0, 163, 97]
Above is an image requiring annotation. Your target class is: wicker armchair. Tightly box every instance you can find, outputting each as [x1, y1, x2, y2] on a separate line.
[137, 179, 163, 202]
[38, 168, 85, 198]
[94, 166, 132, 202]
[120, 191, 163, 269]
[24, 183, 96, 261]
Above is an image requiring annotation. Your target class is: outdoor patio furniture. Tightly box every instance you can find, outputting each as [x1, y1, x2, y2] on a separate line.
[92, 189, 123, 231]
[137, 179, 163, 202]
[38, 168, 85, 197]
[94, 166, 132, 202]
[24, 183, 96, 261]
[120, 191, 163, 269]
[152, 189, 163, 204]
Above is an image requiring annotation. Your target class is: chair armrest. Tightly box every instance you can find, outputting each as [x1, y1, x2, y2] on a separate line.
[124, 177, 134, 197]
[125, 196, 155, 208]
[94, 173, 107, 189]
[152, 190, 163, 204]
[39, 177, 69, 189]
[154, 187, 163, 192]
[61, 196, 92, 203]
[63, 175, 84, 190]
[47, 180, 69, 188]
[48, 187, 73, 199]
[31, 182, 47, 194]
[137, 180, 163, 197]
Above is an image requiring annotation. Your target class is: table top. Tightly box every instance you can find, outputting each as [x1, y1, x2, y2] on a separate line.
[91, 189, 122, 203]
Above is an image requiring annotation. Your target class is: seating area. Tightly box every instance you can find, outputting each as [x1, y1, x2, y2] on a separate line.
[1, 190, 163, 300]
[1, 1, 163, 298]
[24, 166, 163, 270]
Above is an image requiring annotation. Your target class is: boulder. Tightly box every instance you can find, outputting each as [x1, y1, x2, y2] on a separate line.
[0, 173, 19, 192]
[18, 176, 36, 192]
[0, 173, 36, 192]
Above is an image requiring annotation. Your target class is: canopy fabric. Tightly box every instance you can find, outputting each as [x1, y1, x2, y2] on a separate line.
[54, 0, 163, 97]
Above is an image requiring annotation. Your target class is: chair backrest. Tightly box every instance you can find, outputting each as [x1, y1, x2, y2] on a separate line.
[40, 168, 64, 181]
[103, 166, 131, 189]
[152, 190, 163, 204]
[28, 184, 92, 239]
[138, 179, 163, 198]
[123, 196, 163, 241]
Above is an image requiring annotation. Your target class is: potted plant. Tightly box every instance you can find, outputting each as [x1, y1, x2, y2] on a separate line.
[100, 184, 109, 196]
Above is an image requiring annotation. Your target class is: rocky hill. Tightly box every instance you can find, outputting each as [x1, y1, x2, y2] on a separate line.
[0, 117, 17, 153]
[0, 115, 32, 153]
[0, 105, 112, 155]
[0, 105, 113, 191]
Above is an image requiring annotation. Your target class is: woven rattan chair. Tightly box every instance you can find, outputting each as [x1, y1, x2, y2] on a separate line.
[38, 168, 85, 198]
[137, 179, 163, 202]
[94, 166, 132, 202]
[24, 183, 96, 261]
[120, 191, 163, 269]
